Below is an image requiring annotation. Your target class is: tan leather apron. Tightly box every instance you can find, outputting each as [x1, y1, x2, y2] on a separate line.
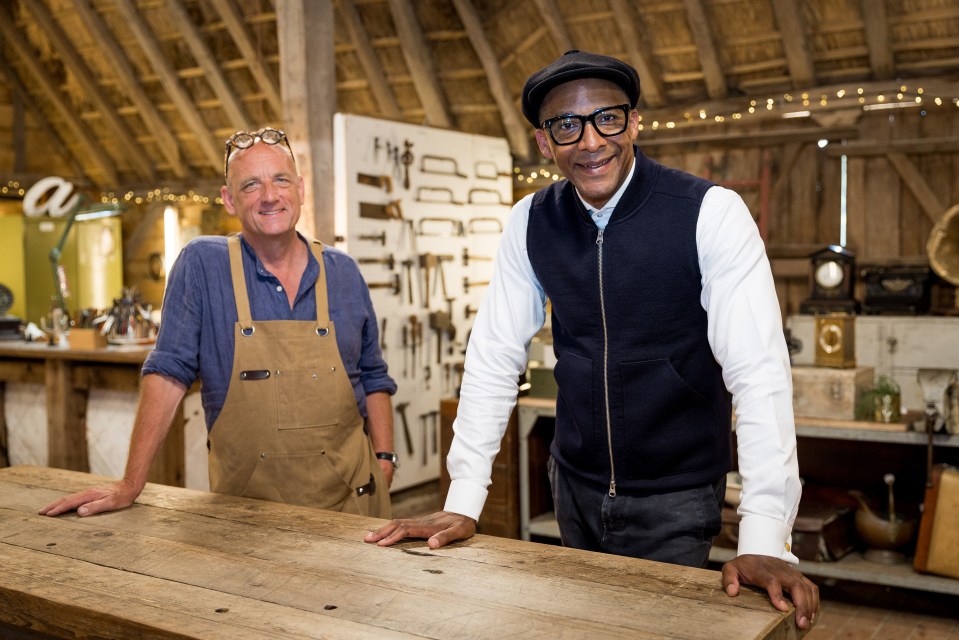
[207, 235, 390, 517]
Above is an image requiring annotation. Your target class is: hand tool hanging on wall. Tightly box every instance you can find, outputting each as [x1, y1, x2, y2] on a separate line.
[429, 310, 454, 364]
[408, 315, 422, 378]
[373, 137, 382, 163]
[359, 200, 403, 220]
[474, 160, 511, 180]
[358, 254, 396, 270]
[415, 186, 464, 206]
[358, 231, 386, 246]
[367, 274, 400, 296]
[467, 216, 504, 234]
[468, 188, 509, 206]
[462, 248, 493, 266]
[401, 325, 409, 378]
[356, 173, 393, 193]
[416, 217, 465, 237]
[395, 401, 413, 457]
[401, 259, 415, 305]
[420, 154, 467, 178]
[463, 278, 490, 293]
[418, 412, 430, 466]
[401, 140, 414, 190]
[464, 303, 477, 319]
[380, 317, 387, 354]
[391, 143, 403, 181]
[424, 410, 440, 455]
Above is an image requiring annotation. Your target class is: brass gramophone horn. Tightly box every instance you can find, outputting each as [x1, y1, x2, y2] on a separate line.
[928, 203, 959, 287]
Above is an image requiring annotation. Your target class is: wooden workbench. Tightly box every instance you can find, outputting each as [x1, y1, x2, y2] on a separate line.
[0, 341, 184, 486]
[0, 466, 805, 639]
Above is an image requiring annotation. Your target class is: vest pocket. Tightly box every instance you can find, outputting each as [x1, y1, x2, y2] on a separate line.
[552, 351, 595, 451]
[619, 358, 716, 478]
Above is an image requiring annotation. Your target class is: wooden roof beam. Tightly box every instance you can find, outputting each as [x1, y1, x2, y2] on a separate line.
[0, 6, 118, 186]
[683, 0, 727, 99]
[112, 0, 222, 172]
[609, 0, 666, 108]
[164, 0, 253, 131]
[208, 0, 283, 118]
[861, 0, 894, 80]
[770, 0, 816, 88]
[451, 0, 531, 161]
[336, 0, 402, 119]
[0, 50, 90, 184]
[22, 0, 155, 183]
[70, 0, 186, 179]
[386, 0, 454, 129]
[534, 0, 574, 54]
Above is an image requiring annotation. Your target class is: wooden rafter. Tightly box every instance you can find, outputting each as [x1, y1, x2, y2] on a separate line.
[534, 0, 574, 54]
[164, 0, 252, 131]
[112, 0, 222, 172]
[861, 0, 894, 80]
[386, 0, 454, 129]
[208, 0, 283, 119]
[22, 0, 155, 183]
[0, 49, 89, 183]
[337, 0, 402, 120]
[70, 0, 186, 180]
[608, 0, 666, 109]
[0, 5, 118, 186]
[770, 0, 815, 88]
[683, 0, 727, 99]
[451, 0, 530, 161]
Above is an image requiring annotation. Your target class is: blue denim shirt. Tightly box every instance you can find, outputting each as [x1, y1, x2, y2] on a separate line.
[142, 234, 396, 430]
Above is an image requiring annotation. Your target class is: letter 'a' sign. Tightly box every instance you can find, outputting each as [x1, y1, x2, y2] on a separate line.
[22, 176, 81, 218]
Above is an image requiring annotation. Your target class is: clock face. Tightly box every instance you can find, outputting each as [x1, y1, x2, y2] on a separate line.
[815, 260, 845, 289]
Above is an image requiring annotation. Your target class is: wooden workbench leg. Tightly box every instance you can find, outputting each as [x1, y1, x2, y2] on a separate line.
[45, 359, 89, 472]
[0, 381, 7, 467]
[147, 399, 186, 487]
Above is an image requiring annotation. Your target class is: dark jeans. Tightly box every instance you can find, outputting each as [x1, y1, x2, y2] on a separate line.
[548, 456, 725, 568]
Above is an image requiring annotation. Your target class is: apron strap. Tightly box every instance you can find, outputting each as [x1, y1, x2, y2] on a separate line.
[307, 238, 331, 334]
[227, 235, 254, 335]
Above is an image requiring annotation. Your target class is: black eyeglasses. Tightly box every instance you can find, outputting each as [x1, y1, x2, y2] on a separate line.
[223, 127, 296, 178]
[541, 104, 631, 146]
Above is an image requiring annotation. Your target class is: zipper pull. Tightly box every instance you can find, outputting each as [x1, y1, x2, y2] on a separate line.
[608, 480, 616, 497]
[596, 229, 604, 246]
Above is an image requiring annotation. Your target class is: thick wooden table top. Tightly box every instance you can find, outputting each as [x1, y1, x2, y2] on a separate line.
[0, 466, 804, 639]
[0, 340, 152, 365]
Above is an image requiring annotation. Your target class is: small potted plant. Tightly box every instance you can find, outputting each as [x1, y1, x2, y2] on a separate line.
[857, 375, 901, 423]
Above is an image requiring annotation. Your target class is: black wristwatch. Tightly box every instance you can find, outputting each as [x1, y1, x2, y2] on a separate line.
[375, 451, 399, 470]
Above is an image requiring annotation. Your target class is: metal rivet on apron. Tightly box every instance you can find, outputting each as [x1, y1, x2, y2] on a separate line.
[330, 366, 336, 372]
[312, 373, 317, 379]
[260, 453, 266, 458]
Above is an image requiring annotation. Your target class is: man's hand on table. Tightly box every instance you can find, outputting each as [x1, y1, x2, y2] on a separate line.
[38, 479, 140, 517]
[364, 511, 476, 549]
[722, 554, 820, 630]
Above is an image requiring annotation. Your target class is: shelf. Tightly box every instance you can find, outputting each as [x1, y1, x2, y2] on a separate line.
[795, 422, 959, 448]
[708, 546, 959, 596]
[526, 513, 959, 596]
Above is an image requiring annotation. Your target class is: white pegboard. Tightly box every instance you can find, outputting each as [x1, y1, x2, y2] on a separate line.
[333, 113, 512, 491]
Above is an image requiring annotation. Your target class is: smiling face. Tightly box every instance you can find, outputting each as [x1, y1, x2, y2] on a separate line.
[220, 142, 304, 246]
[534, 78, 639, 210]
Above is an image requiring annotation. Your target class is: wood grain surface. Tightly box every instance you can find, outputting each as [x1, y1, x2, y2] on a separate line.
[0, 465, 805, 639]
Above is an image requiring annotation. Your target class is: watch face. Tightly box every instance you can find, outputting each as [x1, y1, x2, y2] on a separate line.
[815, 260, 845, 289]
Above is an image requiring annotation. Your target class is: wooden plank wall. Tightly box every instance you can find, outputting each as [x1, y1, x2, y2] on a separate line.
[645, 107, 959, 318]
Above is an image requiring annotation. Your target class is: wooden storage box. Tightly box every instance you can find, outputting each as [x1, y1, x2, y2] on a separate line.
[67, 328, 107, 350]
[791, 365, 874, 420]
[914, 464, 959, 579]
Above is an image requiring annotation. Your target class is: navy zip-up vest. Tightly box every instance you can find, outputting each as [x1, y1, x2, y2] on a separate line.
[527, 147, 732, 494]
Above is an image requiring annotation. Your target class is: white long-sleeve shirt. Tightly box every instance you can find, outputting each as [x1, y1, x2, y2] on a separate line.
[445, 158, 802, 563]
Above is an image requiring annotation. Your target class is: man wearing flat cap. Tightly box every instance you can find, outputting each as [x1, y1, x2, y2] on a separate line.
[368, 50, 819, 630]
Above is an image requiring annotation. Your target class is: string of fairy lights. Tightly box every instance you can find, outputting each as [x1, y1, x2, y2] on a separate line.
[512, 82, 959, 185]
[4, 82, 957, 195]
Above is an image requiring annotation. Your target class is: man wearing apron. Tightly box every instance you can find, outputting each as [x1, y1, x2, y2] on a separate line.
[40, 127, 395, 520]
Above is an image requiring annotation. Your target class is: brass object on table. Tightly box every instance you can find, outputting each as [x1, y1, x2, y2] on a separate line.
[850, 474, 916, 564]
[814, 313, 856, 368]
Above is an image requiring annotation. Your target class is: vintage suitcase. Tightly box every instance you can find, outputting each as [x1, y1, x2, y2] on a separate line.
[716, 501, 855, 562]
[914, 464, 959, 579]
[791, 365, 874, 420]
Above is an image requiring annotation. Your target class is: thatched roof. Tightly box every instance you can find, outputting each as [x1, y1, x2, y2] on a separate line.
[2, 0, 959, 195]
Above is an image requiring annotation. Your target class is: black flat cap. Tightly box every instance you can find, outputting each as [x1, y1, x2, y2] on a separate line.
[521, 50, 641, 127]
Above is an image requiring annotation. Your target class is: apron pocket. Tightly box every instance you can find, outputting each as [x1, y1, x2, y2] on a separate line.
[274, 368, 346, 430]
[242, 448, 368, 511]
